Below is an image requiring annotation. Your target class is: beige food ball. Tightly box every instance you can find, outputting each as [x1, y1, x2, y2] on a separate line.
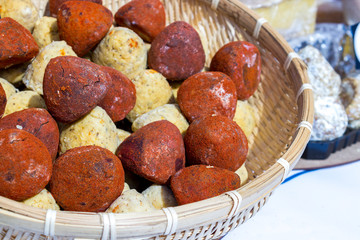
[0, 78, 17, 99]
[142, 184, 177, 210]
[92, 27, 147, 80]
[4, 90, 46, 116]
[132, 104, 189, 135]
[0, 0, 39, 32]
[106, 189, 155, 213]
[311, 97, 348, 141]
[59, 106, 118, 154]
[32, 16, 60, 49]
[235, 163, 249, 186]
[0, 62, 30, 85]
[22, 189, 60, 210]
[298, 45, 341, 100]
[23, 41, 77, 95]
[126, 69, 172, 122]
[116, 128, 131, 147]
[233, 100, 256, 139]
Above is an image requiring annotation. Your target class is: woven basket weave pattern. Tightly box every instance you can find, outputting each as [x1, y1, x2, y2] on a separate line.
[0, 0, 313, 239]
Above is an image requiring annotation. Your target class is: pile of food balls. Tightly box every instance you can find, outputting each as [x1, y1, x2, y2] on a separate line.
[0, 0, 261, 213]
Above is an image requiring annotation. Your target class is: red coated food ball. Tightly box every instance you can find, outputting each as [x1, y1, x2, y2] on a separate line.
[210, 41, 261, 100]
[49, 145, 125, 212]
[184, 115, 248, 171]
[0, 18, 39, 69]
[57, 1, 113, 57]
[177, 71, 237, 122]
[98, 66, 136, 122]
[117, 120, 185, 184]
[0, 108, 59, 160]
[170, 165, 240, 205]
[0, 84, 6, 118]
[49, 0, 103, 17]
[0, 129, 52, 201]
[148, 21, 205, 81]
[43, 56, 110, 123]
[115, 0, 165, 42]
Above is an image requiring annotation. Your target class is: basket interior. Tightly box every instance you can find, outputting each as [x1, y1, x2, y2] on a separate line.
[0, 0, 308, 239]
[32, 0, 300, 201]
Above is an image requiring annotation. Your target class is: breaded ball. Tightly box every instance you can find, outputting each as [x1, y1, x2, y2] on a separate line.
[59, 106, 118, 154]
[142, 184, 177, 209]
[311, 97, 348, 141]
[210, 41, 261, 100]
[32, 17, 60, 49]
[148, 21, 205, 81]
[170, 165, 240, 205]
[233, 100, 256, 139]
[235, 163, 248, 186]
[0, 18, 39, 69]
[22, 189, 60, 210]
[49, 0, 103, 18]
[177, 71, 237, 122]
[23, 41, 77, 95]
[298, 45, 341, 100]
[0, 129, 52, 201]
[184, 115, 248, 171]
[0, 0, 39, 32]
[0, 62, 29, 85]
[4, 90, 46, 116]
[0, 78, 17, 99]
[117, 120, 185, 184]
[126, 69, 172, 122]
[50, 145, 125, 212]
[92, 27, 147, 80]
[116, 128, 131, 147]
[132, 104, 189, 135]
[106, 189, 156, 213]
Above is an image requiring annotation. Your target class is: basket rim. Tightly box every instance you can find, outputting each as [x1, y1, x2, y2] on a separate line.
[0, 0, 314, 238]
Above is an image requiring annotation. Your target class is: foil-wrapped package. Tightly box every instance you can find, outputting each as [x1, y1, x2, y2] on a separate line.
[288, 23, 355, 77]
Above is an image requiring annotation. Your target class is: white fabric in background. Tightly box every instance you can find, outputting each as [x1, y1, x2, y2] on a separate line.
[224, 160, 360, 240]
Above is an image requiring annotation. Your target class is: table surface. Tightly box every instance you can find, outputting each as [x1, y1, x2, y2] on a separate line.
[223, 160, 360, 240]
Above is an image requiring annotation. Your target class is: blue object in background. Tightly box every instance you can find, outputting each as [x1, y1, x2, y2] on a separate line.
[351, 22, 360, 69]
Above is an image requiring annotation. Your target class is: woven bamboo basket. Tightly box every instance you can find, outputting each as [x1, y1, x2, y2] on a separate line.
[0, 0, 314, 239]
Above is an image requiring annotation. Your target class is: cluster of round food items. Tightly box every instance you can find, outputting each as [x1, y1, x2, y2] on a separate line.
[298, 45, 360, 141]
[0, 0, 260, 213]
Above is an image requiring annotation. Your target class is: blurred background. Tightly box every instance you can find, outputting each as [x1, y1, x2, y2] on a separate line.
[223, 0, 360, 239]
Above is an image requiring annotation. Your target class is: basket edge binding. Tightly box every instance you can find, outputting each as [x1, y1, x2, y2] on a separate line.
[0, 0, 314, 239]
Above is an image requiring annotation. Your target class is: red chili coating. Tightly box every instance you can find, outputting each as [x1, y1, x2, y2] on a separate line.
[117, 120, 185, 184]
[0, 108, 59, 161]
[0, 129, 52, 201]
[170, 165, 240, 205]
[49, 145, 125, 212]
[0, 84, 6, 118]
[98, 66, 136, 122]
[115, 0, 165, 42]
[210, 41, 261, 100]
[184, 115, 248, 171]
[43, 56, 110, 123]
[177, 71, 237, 123]
[148, 21, 205, 81]
[49, 0, 103, 17]
[57, 1, 113, 57]
[0, 18, 39, 69]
